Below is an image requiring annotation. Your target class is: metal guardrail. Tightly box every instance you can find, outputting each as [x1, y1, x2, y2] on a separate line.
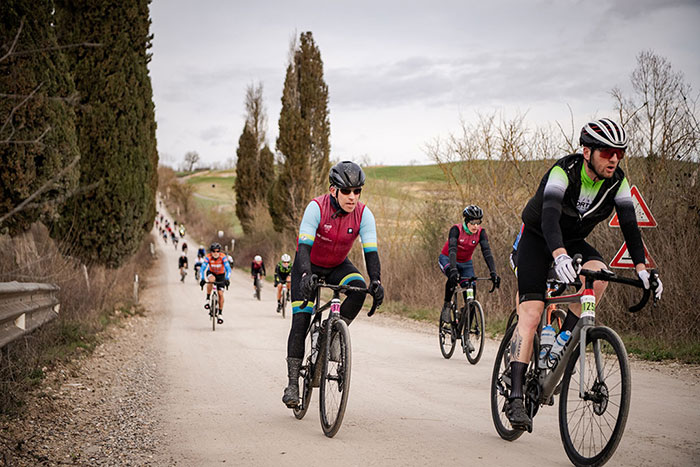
[0, 282, 60, 349]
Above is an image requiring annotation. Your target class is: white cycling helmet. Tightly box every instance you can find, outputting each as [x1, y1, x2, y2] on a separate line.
[281, 254, 291, 262]
[254, 255, 262, 262]
[580, 118, 628, 149]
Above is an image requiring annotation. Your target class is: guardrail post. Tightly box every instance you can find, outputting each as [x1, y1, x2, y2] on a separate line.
[82, 264, 90, 292]
[150, 242, 155, 257]
[231, 239, 235, 252]
[133, 274, 139, 304]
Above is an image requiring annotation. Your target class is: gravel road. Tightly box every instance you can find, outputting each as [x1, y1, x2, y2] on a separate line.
[2, 226, 699, 466]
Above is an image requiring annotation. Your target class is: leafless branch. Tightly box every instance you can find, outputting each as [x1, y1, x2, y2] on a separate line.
[0, 126, 51, 146]
[0, 83, 43, 141]
[0, 18, 24, 63]
[0, 155, 80, 226]
[0, 92, 79, 105]
[21, 181, 101, 211]
[8, 42, 102, 58]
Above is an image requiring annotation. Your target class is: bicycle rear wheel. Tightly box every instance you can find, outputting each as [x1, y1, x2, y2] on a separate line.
[559, 326, 630, 467]
[464, 301, 485, 364]
[439, 305, 456, 359]
[319, 319, 352, 438]
[490, 323, 525, 441]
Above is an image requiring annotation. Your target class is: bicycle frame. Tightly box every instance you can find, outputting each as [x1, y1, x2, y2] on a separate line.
[451, 277, 493, 333]
[535, 265, 654, 404]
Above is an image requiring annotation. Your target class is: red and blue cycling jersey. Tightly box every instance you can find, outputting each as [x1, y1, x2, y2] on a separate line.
[297, 194, 377, 268]
[201, 254, 231, 279]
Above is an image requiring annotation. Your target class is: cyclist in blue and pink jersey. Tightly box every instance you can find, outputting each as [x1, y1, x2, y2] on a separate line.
[199, 242, 231, 324]
[438, 205, 500, 323]
[282, 161, 384, 409]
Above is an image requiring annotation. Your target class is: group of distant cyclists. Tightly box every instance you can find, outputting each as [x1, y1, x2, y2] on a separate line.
[162, 117, 664, 444]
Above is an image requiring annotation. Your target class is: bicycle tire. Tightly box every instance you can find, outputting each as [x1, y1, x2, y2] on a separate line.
[439, 305, 456, 359]
[464, 301, 485, 364]
[490, 323, 525, 441]
[255, 278, 261, 301]
[293, 359, 313, 420]
[558, 326, 630, 467]
[506, 308, 518, 333]
[210, 293, 218, 331]
[319, 319, 352, 438]
[281, 291, 287, 319]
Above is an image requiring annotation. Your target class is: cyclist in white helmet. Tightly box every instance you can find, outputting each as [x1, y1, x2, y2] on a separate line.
[251, 255, 266, 297]
[274, 254, 292, 313]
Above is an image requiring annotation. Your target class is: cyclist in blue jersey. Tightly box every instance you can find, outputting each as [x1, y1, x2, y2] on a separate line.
[505, 118, 664, 431]
[282, 161, 384, 408]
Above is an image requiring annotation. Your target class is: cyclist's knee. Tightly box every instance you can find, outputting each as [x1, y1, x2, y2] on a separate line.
[517, 299, 544, 331]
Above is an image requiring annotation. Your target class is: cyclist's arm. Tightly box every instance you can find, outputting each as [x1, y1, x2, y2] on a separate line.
[201, 258, 210, 277]
[447, 225, 460, 270]
[614, 177, 645, 266]
[359, 206, 381, 282]
[250, 262, 255, 276]
[478, 229, 497, 274]
[262, 262, 266, 276]
[274, 264, 281, 283]
[541, 165, 568, 257]
[296, 201, 321, 275]
[224, 258, 231, 280]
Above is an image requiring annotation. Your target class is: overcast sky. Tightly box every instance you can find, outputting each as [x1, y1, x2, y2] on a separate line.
[148, 0, 700, 168]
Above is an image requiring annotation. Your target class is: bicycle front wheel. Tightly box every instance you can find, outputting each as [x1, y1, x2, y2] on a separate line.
[281, 293, 287, 319]
[439, 308, 456, 359]
[464, 301, 485, 364]
[255, 279, 261, 300]
[210, 293, 218, 331]
[490, 323, 525, 441]
[559, 326, 630, 467]
[319, 319, 352, 438]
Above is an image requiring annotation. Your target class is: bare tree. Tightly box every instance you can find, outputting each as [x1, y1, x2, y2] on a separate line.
[245, 82, 267, 150]
[613, 50, 699, 161]
[183, 150, 200, 172]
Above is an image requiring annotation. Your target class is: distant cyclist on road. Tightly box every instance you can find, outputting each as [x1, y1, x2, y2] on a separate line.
[282, 161, 384, 409]
[200, 243, 231, 324]
[274, 254, 292, 313]
[251, 255, 266, 298]
[197, 245, 206, 259]
[438, 205, 500, 323]
[505, 118, 664, 432]
[178, 253, 188, 282]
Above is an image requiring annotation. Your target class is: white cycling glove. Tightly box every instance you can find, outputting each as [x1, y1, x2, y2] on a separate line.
[638, 269, 663, 300]
[554, 254, 577, 284]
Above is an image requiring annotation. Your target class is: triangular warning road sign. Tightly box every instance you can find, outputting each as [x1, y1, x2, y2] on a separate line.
[609, 185, 657, 228]
[609, 241, 656, 269]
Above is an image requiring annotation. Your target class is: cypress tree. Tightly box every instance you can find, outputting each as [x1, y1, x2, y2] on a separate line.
[53, 0, 158, 267]
[257, 144, 275, 201]
[0, 0, 80, 235]
[297, 32, 330, 190]
[269, 59, 311, 233]
[235, 124, 258, 234]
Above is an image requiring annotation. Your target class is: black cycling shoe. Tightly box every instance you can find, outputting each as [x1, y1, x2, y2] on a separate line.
[440, 302, 452, 324]
[217, 317, 223, 324]
[506, 398, 532, 432]
[282, 384, 299, 408]
[204, 303, 210, 310]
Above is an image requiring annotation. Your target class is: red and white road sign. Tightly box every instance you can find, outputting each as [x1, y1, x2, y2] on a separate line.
[609, 241, 656, 269]
[609, 185, 657, 228]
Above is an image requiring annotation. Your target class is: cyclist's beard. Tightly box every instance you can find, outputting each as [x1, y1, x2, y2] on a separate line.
[585, 154, 605, 181]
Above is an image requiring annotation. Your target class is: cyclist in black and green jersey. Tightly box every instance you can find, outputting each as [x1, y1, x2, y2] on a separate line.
[274, 254, 292, 313]
[506, 118, 664, 432]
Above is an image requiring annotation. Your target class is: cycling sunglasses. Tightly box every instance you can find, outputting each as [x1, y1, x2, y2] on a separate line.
[468, 219, 482, 225]
[596, 147, 625, 160]
[340, 187, 362, 195]
[212, 249, 221, 253]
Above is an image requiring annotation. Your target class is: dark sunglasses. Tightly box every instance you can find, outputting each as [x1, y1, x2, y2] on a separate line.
[468, 219, 482, 225]
[340, 188, 362, 195]
[212, 249, 220, 253]
[596, 147, 625, 160]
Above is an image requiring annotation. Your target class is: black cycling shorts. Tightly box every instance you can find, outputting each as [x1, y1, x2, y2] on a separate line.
[207, 272, 226, 287]
[517, 226, 603, 302]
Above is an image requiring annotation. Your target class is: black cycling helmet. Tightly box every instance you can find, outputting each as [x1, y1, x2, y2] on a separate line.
[580, 118, 628, 149]
[210, 242, 221, 252]
[462, 205, 483, 221]
[329, 161, 365, 188]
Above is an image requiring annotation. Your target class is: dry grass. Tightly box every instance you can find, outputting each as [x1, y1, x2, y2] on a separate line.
[0, 224, 155, 414]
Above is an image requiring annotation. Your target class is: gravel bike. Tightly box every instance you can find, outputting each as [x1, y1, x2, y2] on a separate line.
[490, 256, 659, 466]
[254, 273, 262, 301]
[279, 282, 290, 318]
[439, 277, 495, 364]
[201, 281, 227, 331]
[292, 281, 378, 438]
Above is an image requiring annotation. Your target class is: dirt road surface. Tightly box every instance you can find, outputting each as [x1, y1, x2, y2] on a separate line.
[153, 230, 700, 466]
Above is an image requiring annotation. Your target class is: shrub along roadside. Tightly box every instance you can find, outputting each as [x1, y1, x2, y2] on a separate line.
[0, 224, 156, 415]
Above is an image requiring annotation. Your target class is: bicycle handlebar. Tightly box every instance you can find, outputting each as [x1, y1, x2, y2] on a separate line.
[571, 254, 658, 313]
[459, 276, 497, 294]
[299, 281, 379, 317]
